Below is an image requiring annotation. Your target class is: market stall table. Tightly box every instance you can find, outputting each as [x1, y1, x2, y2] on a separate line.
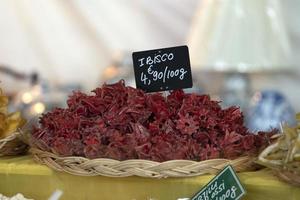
[0, 155, 299, 200]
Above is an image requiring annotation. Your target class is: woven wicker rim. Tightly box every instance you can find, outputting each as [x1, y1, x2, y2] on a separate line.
[0, 132, 28, 156]
[31, 148, 257, 178]
[258, 134, 300, 186]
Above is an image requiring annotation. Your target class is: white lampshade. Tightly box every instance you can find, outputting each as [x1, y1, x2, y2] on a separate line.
[188, 0, 293, 72]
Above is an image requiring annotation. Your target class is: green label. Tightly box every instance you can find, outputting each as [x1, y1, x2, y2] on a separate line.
[191, 165, 246, 200]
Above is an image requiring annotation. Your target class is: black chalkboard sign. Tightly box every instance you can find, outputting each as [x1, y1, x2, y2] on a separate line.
[132, 45, 193, 93]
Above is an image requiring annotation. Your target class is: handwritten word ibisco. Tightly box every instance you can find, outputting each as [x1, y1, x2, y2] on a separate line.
[138, 53, 174, 66]
[138, 53, 188, 85]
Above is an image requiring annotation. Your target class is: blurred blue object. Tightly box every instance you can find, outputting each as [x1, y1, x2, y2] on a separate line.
[246, 90, 296, 132]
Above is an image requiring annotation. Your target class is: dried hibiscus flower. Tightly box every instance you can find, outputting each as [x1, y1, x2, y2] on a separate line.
[32, 80, 276, 162]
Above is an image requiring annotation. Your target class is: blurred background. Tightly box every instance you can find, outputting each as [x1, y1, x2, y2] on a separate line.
[0, 0, 300, 131]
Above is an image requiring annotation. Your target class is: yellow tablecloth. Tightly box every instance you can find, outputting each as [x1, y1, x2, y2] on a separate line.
[0, 156, 299, 200]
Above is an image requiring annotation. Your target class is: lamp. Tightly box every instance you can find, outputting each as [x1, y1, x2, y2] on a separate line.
[188, 0, 292, 72]
[188, 0, 293, 110]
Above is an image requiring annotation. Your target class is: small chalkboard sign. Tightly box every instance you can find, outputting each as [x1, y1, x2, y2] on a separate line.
[191, 165, 246, 200]
[132, 45, 193, 93]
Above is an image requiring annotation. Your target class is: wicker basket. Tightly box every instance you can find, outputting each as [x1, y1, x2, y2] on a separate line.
[0, 131, 28, 156]
[31, 148, 257, 178]
[258, 142, 300, 186]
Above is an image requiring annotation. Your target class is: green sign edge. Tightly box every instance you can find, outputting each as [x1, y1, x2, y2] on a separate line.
[191, 165, 246, 200]
[227, 165, 246, 200]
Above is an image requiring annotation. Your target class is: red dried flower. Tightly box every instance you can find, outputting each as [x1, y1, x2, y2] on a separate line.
[176, 114, 199, 135]
[32, 80, 276, 162]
